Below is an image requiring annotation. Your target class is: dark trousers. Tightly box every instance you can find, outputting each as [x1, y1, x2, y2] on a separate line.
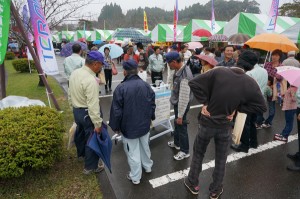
[188, 125, 231, 194]
[281, 109, 297, 138]
[73, 108, 99, 170]
[256, 113, 264, 125]
[151, 71, 163, 84]
[104, 69, 112, 90]
[240, 113, 257, 148]
[174, 104, 190, 154]
[265, 101, 275, 125]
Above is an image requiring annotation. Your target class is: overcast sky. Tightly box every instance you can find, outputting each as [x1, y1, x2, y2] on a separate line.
[82, 0, 293, 20]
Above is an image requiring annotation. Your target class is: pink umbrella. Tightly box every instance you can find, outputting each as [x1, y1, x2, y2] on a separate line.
[276, 66, 300, 87]
[186, 42, 203, 50]
[194, 54, 218, 66]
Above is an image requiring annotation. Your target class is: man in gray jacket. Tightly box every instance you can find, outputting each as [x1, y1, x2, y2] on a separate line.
[165, 51, 193, 161]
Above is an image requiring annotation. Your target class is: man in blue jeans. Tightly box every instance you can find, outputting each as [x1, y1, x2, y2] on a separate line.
[166, 52, 193, 161]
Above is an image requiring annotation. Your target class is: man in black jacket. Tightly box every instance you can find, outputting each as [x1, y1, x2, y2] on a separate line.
[184, 50, 267, 198]
[109, 59, 156, 185]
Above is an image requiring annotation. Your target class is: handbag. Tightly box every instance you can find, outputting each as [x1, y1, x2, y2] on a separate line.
[97, 70, 106, 85]
[112, 62, 118, 75]
[232, 112, 247, 145]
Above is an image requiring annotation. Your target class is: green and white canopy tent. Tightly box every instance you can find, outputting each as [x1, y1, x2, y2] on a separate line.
[73, 30, 92, 41]
[91, 29, 114, 41]
[136, 29, 151, 37]
[52, 32, 62, 43]
[151, 24, 185, 42]
[218, 12, 300, 38]
[281, 22, 300, 44]
[177, 19, 227, 42]
[61, 31, 75, 42]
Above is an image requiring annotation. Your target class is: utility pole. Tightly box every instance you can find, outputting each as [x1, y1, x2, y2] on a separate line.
[10, 2, 61, 111]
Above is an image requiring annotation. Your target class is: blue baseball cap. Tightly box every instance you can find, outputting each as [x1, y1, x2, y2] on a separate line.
[87, 51, 108, 66]
[123, 59, 138, 70]
[165, 51, 180, 63]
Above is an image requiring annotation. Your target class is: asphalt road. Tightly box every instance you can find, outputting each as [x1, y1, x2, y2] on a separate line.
[53, 56, 300, 199]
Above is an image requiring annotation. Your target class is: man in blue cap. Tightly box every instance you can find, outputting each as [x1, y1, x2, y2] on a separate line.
[165, 51, 193, 161]
[68, 51, 108, 175]
[109, 59, 156, 185]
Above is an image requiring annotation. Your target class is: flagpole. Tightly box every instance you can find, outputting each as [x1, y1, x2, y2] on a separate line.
[10, 2, 61, 111]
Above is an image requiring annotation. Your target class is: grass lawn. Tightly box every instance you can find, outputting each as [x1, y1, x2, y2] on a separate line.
[0, 60, 102, 199]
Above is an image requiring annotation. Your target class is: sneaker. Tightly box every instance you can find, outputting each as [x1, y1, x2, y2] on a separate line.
[274, 133, 281, 138]
[256, 125, 262, 130]
[210, 188, 224, 199]
[168, 141, 180, 150]
[126, 174, 140, 185]
[109, 88, 112, 92]
[184, 177, 199, 195]
[143, 167, 152, 173]
[262, 123, 271, 128]
[82, 167, 104, 175]
[174, 151, 190, 160]
[274, 135, 288, 142]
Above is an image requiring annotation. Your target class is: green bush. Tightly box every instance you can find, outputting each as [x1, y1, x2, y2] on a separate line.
[0, 106, 65, 178]
[12, 59, 36, 73]
[5, 52, 15, 60]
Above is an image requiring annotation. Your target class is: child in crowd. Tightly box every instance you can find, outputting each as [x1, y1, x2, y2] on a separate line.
[257, 77, 273, 129]
[274, 85, 298, 142]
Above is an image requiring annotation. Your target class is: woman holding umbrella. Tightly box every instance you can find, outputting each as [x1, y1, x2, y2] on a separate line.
[104, 47, 113, 92]
[194, 54, 218, 74]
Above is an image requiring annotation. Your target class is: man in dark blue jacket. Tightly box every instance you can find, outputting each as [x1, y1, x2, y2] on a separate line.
[109, 59, 156, 185]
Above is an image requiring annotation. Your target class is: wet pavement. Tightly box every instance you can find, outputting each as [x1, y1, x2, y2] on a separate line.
[52, 56, 300, 199]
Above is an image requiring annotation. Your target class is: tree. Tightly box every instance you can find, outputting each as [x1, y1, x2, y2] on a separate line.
[279, 0, 300, 17]
[12, 0, 97, 30]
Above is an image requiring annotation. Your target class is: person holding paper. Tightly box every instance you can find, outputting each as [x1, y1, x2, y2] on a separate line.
[184, 50, 267, 198]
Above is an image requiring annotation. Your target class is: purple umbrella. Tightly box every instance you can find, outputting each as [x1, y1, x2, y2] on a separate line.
[60, 42, 88, 57]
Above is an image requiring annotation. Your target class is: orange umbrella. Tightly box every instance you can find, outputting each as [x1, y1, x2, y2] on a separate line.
[245, 33, 298, 53]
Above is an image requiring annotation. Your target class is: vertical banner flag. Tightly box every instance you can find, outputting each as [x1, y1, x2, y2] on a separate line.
[173, 0, 178, 42]
[22, 5, 33, 42]
[27, 0, 59, 75]
[211, 0, 216, 34]
[144, 11, 148, 33]
[264, 0, 280, 32]
[0, 0, 11, 64]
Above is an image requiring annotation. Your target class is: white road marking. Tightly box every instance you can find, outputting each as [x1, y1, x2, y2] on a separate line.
[149, 134, 298, 188]
[99, 94, 113, 98]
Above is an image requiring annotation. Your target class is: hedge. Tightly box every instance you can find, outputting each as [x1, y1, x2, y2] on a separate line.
[5, 52, 15, 60]
[0, 106, 65, 178]
[12, 58, 36, 73]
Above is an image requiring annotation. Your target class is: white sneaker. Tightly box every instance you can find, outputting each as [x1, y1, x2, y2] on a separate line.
[127, 174, 140, 185]
[168, 141, 180, 150]
[262, 123, 271, 128]
[174, 151, 190, 160]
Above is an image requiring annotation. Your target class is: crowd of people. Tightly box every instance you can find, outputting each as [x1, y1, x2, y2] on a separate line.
[66, 41, 300, 198]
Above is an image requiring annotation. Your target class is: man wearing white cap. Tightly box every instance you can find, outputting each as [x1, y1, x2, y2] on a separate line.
[282, 51, 300, 68]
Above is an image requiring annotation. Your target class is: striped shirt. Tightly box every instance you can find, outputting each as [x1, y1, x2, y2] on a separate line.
[264, 62, 283, 81]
